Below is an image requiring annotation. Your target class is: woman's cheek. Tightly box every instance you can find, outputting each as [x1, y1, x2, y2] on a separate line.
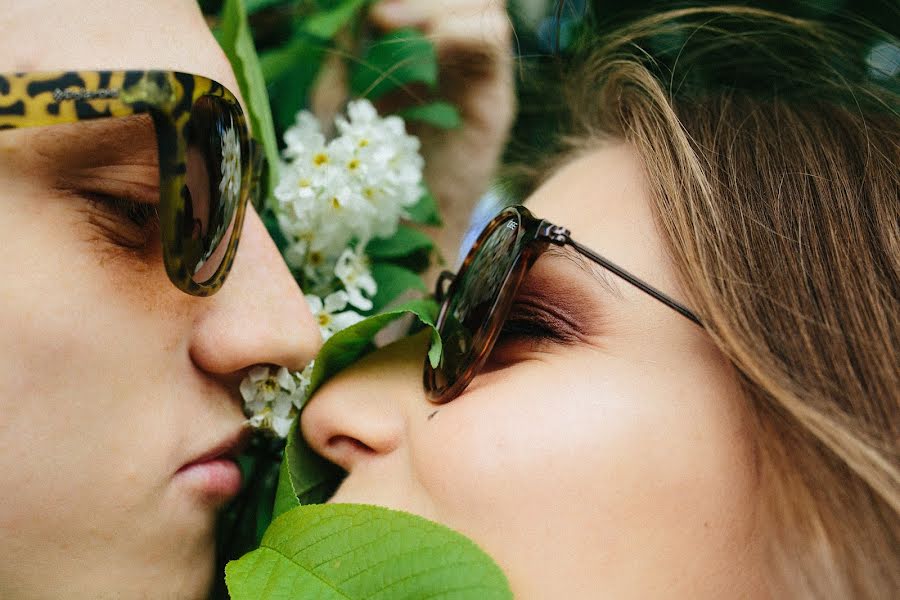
[408, 354, 610, 518]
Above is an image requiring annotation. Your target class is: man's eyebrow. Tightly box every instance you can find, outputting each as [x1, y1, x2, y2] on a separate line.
[544, 246, 625, 299]
[30, 113, 155, 149]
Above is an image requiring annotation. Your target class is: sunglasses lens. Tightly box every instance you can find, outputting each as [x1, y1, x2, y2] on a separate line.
[183, 95, 245, 284]
[430, 212, 522, 397]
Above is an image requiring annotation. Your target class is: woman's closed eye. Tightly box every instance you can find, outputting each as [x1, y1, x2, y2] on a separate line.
[495, 298, 581, 347]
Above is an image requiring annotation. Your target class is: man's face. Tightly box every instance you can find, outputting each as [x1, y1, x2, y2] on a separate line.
[0, 2, 321, 597]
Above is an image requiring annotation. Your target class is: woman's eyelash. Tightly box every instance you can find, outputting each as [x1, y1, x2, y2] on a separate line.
[498, 301, 578, 344]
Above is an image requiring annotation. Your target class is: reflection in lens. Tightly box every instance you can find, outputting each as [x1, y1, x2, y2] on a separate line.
[437, 215, 521, 392]
[184, 95, 243, 283]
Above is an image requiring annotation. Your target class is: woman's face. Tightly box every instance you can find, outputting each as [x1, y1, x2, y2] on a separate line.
[0, 1, 320, 598]
[302, 144, 765, 597]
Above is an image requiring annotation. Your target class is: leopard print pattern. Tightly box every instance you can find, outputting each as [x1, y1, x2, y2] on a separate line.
[0, 71, 252, 297]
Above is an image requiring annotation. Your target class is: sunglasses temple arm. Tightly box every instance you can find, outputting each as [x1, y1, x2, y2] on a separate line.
[565, 238, 703, 327]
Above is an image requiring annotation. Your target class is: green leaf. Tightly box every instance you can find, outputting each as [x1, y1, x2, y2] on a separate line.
[245, 0, 284, 13]
[259, 35, 326, 136]
[272, 448, 300, 519]
[274, 419, 344, 516]
[369, 263, 426, 312]
[226, 504, 513, 599]
[398, 101, 462, 129]
[365, 225, 434, 259]
[300, 0, 368, 39]
[351, 28, 438, 100]
[405, 190, 443, 226]
[308, 299, 440, 395]
[219, 0, 280, 207]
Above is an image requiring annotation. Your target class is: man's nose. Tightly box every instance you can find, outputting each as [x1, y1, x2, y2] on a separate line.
[189, 207, 322, 375]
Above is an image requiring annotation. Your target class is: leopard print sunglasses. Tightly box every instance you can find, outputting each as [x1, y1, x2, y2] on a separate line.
[0, 70, 265, 296]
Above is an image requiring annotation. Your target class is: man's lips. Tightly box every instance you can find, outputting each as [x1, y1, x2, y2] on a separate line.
[174, 426, 252, 503]
[179, 426, 252, 471]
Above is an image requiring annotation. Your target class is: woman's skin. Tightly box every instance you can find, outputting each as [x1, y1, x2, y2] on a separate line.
[302, 145, 767, 598]
[0, 1, 320, 598]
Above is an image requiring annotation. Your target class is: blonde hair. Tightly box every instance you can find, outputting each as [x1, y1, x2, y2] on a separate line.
[548, 6, 898, 598]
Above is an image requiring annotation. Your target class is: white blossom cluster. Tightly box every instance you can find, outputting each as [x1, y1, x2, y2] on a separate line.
[241, 100, 425, 438]
[275, 99, 424, 292]
[240, 364, 314, 438]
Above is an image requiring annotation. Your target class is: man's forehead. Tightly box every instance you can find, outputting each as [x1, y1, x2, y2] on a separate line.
[0, 0, 243, 110]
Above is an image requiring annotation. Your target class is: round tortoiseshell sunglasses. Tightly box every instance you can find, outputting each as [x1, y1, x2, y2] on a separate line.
[0, 70, 265, 296]
[424, 205, 704, 403]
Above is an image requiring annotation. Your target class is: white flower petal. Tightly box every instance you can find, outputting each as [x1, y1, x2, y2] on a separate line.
[239, 377, 257, 403]
[345, 287, 373, 311]
[330, 309, 365, 332]
[248, 365, 270, 382]
[271, 415, 294, 438]
[276, 367, 296, 392]
[324, 290, 349, 313]
[272, 393, 294, 418]
[305, 294, 324, 314]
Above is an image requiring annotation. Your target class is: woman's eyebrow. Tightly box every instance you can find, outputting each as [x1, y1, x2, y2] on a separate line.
[543, 246, 625, 299]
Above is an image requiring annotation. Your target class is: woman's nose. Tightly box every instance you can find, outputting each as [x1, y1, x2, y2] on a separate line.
[301, 332, 430, 471]
[189, 207, 322, 374]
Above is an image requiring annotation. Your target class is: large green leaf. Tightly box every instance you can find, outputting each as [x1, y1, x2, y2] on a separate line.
[226, 504, 513, 599]
[219, 0, 281, 206]
[272, 446, 300, 519]
[273, 420, 344, 518]
[308, 298, 440, 394]
[369, 263, 427, 313]
[351, 28, 438, 100]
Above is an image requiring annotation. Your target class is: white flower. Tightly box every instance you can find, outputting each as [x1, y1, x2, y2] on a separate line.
[275, 100, 425, 274]
[239, 366, 278, 412]
[307, 291, 364, 340]
[240, 365, 308, 438]
[219, 119, 242, 211]
[290, 360, 315, 412]
[283, 111, 326, 161]
[335, 246, 377, 311]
